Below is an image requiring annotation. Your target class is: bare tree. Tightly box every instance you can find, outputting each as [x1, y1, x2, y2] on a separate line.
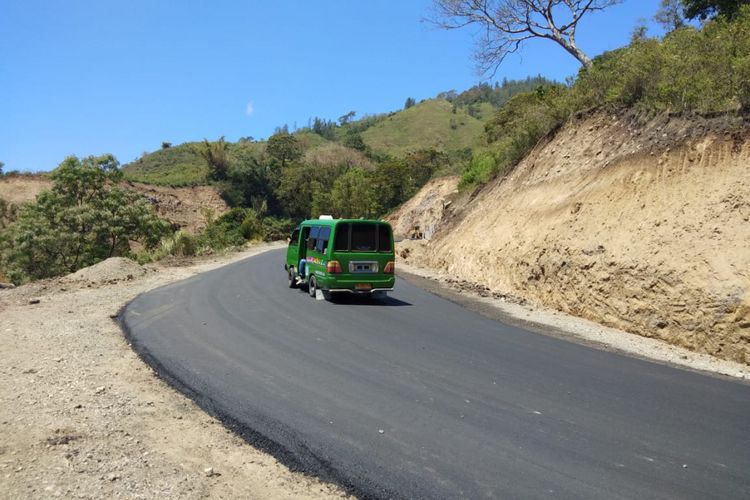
[429, 0, 621, 73]
[654, 0, 685, 31]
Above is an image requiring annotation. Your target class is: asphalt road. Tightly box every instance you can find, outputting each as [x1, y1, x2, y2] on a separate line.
[122, 248, 750, 499]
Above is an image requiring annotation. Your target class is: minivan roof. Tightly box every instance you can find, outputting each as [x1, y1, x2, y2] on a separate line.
[299, 218, 391, 228]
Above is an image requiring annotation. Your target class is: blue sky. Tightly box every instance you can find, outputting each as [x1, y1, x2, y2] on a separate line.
[0, 1, 663, 172]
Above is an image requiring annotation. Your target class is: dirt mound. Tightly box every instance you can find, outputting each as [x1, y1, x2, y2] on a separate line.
[387, 176, 458, 239]
[62, 257, 147, 285]
[395, 111, 750, 364]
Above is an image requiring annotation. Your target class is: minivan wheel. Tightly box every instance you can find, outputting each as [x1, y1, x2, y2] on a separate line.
[288, 268, 297, 288]
[308, 276, 317, 297]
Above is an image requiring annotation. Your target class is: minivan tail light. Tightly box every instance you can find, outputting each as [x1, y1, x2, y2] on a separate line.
[384, 261, 395, 274]
[327, 260, 343, 273]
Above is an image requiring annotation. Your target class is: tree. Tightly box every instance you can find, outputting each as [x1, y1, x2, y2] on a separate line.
[0, 161, 4, 175]
[429, 0, 621, 72]
[630, 18, 649, 42]
[338, 110, 357, 125]
[682, 0, 749, 20]
[328, 168, 377, 218]
[161, 142, 172, 149]
[195, 137, 229, 181]
[0, 155, 169, 283]
[404, 97, 416, 109]
[344, 133, 368, 152]
[687, 0, 747, 20]
[655, 0, 686, 31]
[266, 132, 302, 167]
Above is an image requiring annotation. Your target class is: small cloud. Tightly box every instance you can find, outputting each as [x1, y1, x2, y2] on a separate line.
[246, 100, 254, 116]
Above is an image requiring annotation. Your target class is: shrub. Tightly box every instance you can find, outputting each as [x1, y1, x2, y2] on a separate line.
[173, 231, 197, 257]
[261, 217, 296, 241]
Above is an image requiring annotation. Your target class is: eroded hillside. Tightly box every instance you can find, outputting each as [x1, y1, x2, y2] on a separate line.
[0, 176, 228, 233]
[396, 111, 750, 364]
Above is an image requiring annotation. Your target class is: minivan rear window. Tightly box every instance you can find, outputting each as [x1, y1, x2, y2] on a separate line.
[332, 223, 392, 252]
[351, 223, 377, 251]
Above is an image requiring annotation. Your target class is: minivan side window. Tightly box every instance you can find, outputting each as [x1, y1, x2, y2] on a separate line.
[334, 224, 349, 251]
[315, 227, 331, 253]
[308, 226, 320, 250]
[289, 228, 300, 246]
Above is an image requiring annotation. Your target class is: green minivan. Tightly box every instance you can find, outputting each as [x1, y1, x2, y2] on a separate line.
[285, 217, 396, 300]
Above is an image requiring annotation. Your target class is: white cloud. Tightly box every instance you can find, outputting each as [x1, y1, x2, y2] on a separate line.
[245, 100, 254, 116]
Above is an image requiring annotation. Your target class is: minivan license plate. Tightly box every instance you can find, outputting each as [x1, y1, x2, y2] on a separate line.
[355, 283, 372, 291]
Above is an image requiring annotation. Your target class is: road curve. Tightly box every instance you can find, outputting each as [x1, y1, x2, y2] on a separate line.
[122, 248, 750, 499]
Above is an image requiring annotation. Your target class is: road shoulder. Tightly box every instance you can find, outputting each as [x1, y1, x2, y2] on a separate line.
[0, 242, 349, 499]
[397, 263, 750, 382]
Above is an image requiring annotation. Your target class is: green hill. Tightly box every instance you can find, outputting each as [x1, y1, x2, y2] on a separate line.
[360, 99, 491, 157]
[123, 142, 207, 186]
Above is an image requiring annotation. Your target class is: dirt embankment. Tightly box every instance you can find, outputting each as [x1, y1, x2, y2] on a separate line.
[0, 176, 227, 233]
[0, 245, 349, 499]
[396, 112, 750, 364]
[388, 176, 459, 240]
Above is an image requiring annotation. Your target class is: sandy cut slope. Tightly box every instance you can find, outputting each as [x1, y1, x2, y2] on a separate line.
[397, 112, 750, 364]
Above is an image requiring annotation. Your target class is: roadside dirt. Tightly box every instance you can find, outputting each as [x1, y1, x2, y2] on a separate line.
[0, 244, 349, 499]
[394, 111, 750, 365]
[397, 256, 749, 381]
[0, 175, 228, 233]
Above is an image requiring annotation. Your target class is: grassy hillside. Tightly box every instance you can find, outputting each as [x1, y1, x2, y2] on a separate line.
[360, 99, 490, 157]
[123, 143, 207, 186]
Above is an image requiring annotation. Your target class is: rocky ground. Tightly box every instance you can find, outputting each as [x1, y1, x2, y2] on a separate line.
[0, 243, 348, 499]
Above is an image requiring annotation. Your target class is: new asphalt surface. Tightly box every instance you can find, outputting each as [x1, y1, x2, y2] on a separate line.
[122, 248, 750, 499]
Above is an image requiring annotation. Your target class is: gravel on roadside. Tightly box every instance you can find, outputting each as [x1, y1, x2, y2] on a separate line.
[0, 242, 349, 500]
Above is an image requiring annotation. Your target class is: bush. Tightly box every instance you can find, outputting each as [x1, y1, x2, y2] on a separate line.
[571, 8, 750, 113]
[460, 150, 497, 187]
[462, 85, 570, 187]
[261, 217, 296, 241]
[173, 231, 197, 256]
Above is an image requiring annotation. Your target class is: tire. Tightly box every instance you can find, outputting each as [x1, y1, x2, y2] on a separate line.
[288, 268, 296, 288]
[372, 290, 387, 300]
[308, 276, 317, 297]
[322, 290, 332, 301]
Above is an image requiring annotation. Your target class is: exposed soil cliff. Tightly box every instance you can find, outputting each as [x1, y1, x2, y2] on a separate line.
[396, 112, 750, 364]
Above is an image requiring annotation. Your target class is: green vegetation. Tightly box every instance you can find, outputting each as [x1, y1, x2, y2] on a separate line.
[123, 142, 208, 186]
[460, 6, 750, 188]
[0, 153, 299, 282]
[360, 99, 486, 157]
[0, 155, 170, 283]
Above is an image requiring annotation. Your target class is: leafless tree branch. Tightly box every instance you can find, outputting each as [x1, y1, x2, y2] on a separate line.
[428, 0, 621, 75]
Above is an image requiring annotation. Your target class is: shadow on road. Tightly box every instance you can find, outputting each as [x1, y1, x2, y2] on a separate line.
[327, 294, 412, 307]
